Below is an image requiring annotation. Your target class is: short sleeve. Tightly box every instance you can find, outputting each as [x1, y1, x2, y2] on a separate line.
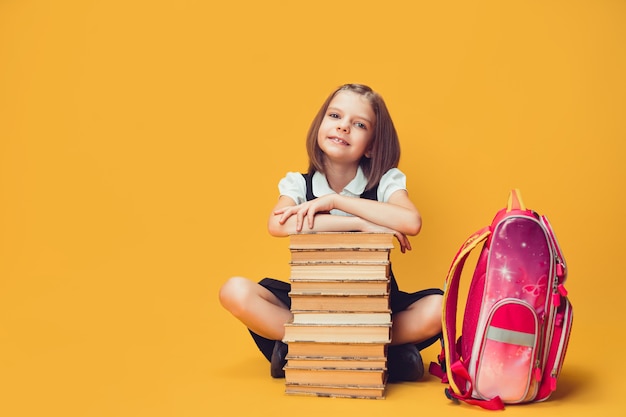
[277, 172, 307, 205]
[377, 168, 407, 202]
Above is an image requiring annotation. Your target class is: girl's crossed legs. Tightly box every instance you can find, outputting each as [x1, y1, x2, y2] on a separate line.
[219, 276, 443, 380]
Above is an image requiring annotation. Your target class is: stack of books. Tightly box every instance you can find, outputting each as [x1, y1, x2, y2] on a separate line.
[282, 232, 394, 399]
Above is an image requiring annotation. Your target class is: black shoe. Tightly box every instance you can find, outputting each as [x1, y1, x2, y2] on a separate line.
[387, 344, 424, 382]
[270, 341, 288, 378]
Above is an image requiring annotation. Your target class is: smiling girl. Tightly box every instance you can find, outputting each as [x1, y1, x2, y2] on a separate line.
[219, 84, 443, 382]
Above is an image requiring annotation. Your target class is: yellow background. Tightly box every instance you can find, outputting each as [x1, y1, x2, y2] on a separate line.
[1, 1, 624, 416]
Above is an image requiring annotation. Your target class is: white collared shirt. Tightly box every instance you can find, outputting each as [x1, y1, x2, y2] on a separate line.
[277, 167, 407, 216]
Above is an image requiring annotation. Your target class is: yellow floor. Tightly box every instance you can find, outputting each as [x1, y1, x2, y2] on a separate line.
[208, 305, 618, 417]
[2, 1, 624, 416]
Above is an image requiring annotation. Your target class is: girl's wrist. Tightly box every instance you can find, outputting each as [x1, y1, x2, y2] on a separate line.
[354, 216, 367, 231]
[329, 193, 341, 210]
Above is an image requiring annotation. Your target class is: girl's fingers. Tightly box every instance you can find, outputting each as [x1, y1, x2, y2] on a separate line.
[295, 212, 301, 232]
[394, 232, 411, 253]
[296, 208, 306, 232]
[307, 207, 316, 229]
[279, 209, 292, 225]
[275, 202, 323, 232]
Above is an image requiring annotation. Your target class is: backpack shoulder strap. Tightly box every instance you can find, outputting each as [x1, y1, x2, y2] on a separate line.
[441, 226, 491, 395]
[441, 226, 506, 410]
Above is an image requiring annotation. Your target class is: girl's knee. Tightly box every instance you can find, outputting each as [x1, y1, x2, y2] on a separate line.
[423, 294, 443, 334]
[219, 276, 251, 312]
[429, 293, 443, 315]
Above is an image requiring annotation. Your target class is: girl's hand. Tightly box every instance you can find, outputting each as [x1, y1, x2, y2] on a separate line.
[360, 220, 412, 253]
[272, 195, 412, 253]
[273, 195, 336, 232]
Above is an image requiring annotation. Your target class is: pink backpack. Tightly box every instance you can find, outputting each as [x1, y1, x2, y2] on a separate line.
[429, 189, 573, 410]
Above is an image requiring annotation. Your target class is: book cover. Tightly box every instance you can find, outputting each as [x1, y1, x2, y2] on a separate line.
[285, 356, 386, 369]
[289, 262, 390, 281]
[291, 311, 391, 325]
[283, 321, 391, 343]
[285, 342, 388, 359]
[284, 366, 387, 386]
[285, 383, 386, 399]
[289, 293, 390, 313]
[290, 249, 390, 263]
[289, 232, 395, 250]
[290, 279, 389, 294]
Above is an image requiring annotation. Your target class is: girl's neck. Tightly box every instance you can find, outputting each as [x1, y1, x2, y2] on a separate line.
[323, 161, 360, 194]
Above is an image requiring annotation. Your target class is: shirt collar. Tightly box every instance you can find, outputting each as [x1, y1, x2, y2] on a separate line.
[312, 166, 368, 197]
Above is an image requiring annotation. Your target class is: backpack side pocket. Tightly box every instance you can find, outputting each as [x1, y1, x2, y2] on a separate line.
[474, 300, 540, 403]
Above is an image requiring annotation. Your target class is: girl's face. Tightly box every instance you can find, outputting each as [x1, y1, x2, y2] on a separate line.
[317, 91, 375, 167]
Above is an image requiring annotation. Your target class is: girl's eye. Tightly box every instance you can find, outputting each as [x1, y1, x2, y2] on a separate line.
[329, 113, 340, 119]
[355, 122, 366, 129]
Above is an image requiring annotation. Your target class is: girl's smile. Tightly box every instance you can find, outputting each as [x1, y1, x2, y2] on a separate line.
[327, 136, 349, 146]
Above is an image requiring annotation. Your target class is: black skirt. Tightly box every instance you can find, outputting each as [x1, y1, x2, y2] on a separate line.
[249, 270, 444, 362]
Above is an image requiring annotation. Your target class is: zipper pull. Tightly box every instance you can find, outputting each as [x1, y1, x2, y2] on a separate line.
[556, 262, 565, 278]
[558, 284, 568, 297]
[552, 293, 561, 307]
[550, 372, 558, 391]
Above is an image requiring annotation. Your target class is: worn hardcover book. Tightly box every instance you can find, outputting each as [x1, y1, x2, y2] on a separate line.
[291, 311, 391, 325]
[284, 366, 387, 386]
[289, 262, 390, 281]
[289, 292, 389, 313]
[290, 279, 389, 294]
[285, 342, 388, 359]
[283, 321, 391, 343]
[285, 383, 386, 399]
[285, 356, 386, 369]
[289, 232, 395, 250]
[289, 249, 391, 264]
